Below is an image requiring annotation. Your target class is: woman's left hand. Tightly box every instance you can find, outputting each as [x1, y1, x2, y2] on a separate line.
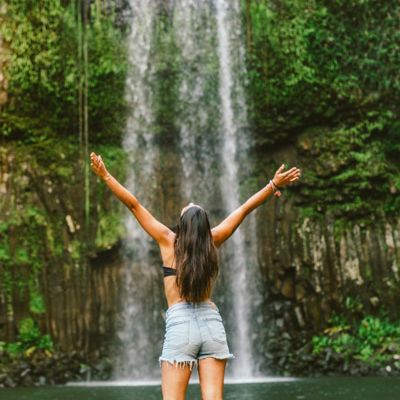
[273, 164, 301, 188]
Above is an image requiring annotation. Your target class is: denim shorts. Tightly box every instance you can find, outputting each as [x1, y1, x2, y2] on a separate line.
[159, 300, 235, 370]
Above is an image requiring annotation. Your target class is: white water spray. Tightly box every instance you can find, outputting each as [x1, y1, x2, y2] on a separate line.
[215, 0, 254, 377]
[114, 0, 159, 379]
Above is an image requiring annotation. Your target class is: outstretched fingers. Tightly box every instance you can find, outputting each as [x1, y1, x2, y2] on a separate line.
[287, 168, 301, 182]
[89, 152, 106, 178]
[289, 175, 300, 182]
[282, 166, 297, 177]
[90, 152, 102, 166]
[278, 166, 301, 184]
[277, 163, 285, 174]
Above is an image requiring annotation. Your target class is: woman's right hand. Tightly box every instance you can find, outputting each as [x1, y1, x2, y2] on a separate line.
[272, 164, 301, 188]
[90, 152, 109, 179]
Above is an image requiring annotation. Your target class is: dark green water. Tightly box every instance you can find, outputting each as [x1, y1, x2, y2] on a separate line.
[0, 377, 399, 400]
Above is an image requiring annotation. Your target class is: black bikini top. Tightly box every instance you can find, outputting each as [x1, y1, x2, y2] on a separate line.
[161, 265, 177, 277]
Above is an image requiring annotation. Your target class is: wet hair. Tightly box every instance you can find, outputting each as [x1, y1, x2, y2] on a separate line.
[172, 205, 218, 302]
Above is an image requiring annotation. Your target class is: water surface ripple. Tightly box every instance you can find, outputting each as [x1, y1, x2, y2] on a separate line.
[0, 377, 399, 400]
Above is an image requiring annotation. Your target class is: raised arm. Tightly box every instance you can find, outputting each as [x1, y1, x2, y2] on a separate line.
[90, 152, 172, 245]
[211, 164, 301, 248]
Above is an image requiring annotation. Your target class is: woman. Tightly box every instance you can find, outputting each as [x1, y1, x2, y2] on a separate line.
[90, 152, 301, 400]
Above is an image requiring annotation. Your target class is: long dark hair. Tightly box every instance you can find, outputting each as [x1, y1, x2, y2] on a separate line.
[173, 206, 218, 302]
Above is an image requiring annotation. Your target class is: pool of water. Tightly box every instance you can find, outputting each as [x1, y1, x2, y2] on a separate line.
[0, 377, 399, 400]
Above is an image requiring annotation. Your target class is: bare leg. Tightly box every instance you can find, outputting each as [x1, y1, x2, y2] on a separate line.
[198, 357, 227, 400]
[161, 361, 193, 400]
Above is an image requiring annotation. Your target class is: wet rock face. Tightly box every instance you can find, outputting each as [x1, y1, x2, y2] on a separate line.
[0, 349, 112, 388]
[260, 214, 399, 315]
[260, 128, 396, 284]
[245, 122, 400, 375]
[0, 142, 128, 353]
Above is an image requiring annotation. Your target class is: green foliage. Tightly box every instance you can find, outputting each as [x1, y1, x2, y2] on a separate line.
[312, 309, 400, 365]
[95, 210, 126, 251]
[0, 0, 128, 144]
[29, 292, 46, 314]
[86, 2, 128, 143]
[344, 296, 363, 314]
[246, 0, 400, 141]
[1, 0, 72, 139]
[294, 109, 399, 219]
[0, 204, 47, 304]
[0, 139, 128, 319]
[3, 318, 54, 358]
[92, 143, 128, 250]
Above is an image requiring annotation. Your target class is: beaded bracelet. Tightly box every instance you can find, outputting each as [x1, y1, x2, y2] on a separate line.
[269, 179, 282, 197]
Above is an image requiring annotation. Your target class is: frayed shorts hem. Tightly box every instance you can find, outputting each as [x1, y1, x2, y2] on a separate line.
[158, 357, 198, 371]
[158, 353, 235, 370]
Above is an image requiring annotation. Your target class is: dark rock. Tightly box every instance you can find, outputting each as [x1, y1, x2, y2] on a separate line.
[21, 374, 34, 387]
[277, 356, 288, 367]
[298, 342, 312, 355]
[4, 376, 16, 388]
[92, 358, 113, 380]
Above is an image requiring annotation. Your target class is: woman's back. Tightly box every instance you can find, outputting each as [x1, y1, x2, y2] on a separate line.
[159, 232, 213, 308]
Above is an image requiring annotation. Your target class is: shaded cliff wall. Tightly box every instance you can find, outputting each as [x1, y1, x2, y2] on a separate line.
[0, 140, 127, 354]
[247, 118, 400, 372]
[0, 0, 130, 356]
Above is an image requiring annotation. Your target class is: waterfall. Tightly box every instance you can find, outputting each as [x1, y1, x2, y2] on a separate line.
[114, 0, 262, 380]
[214, 0, 255, 377]
[114, 0, 159, 379]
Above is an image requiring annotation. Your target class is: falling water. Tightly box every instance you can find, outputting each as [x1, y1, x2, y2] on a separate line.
[114, 0, 262, 380]
[173, 0, 221, 202]
[114, 0, 159, 379]
[214, 0, 255, 377]
[173, 0, 257, 377]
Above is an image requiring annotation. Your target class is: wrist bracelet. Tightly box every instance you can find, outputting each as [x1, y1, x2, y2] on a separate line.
[269, 179, 282, 197]
[103, 173, 111, 181]
[271, 179, 281, 190]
